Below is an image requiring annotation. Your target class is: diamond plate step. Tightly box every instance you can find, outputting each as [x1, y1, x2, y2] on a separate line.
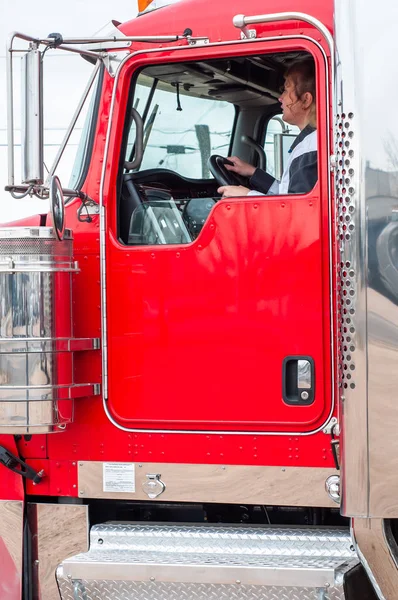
[57, 523, 358, 600]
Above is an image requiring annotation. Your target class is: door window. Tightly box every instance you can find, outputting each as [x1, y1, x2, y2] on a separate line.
[125, 74, 235, 179]
[120, 53, 318, 247]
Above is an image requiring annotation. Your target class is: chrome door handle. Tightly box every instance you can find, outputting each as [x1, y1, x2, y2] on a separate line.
[283, 356, 315, 405]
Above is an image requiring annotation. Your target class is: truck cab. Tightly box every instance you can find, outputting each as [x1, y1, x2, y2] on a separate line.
[2, 0, 398, 598]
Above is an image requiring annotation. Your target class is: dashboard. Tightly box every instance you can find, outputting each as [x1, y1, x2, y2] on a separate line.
[120, 169, 220, 245]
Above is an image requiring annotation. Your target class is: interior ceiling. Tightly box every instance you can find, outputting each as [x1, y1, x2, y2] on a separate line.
[141, 52, 304, 107]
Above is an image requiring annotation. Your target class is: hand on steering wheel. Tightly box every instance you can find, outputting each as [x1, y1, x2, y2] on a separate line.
[208, 155, 249, 187]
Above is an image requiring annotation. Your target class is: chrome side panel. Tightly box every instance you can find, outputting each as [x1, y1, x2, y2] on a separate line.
[335, 0, 398, 517]
[28, 503, 89, 600]
[334, 0, 368, 517]
[352, 518, 398, 600]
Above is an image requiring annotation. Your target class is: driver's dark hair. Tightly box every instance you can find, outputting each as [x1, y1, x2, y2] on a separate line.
[285, 57, 316, 102]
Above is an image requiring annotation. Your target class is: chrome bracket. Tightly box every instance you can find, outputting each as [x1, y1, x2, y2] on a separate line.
[142, 473, 166, 499]
[82, 203, 99, 216]
[186, 36, 210, 46]
[103, 51, 130, 77]
[77, 200, 100, 223]
[322, 416, 338, 434]
[240, 29, 257, 39]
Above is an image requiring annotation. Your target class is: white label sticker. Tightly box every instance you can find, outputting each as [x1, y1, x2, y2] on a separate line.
[103, 462, 135, 493]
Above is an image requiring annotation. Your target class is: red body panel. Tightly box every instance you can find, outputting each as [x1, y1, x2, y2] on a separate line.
[0, 437, 24, 502]
[120, 0, 333, 43]
[107, 194, 330, 432]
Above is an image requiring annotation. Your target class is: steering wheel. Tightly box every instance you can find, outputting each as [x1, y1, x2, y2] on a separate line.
[208, 155, 248, 187]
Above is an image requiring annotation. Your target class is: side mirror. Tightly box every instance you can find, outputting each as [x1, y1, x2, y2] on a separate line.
[21, 46, 44, 184]
[273, 133, 297, 181]
[50, 175, 65, 240]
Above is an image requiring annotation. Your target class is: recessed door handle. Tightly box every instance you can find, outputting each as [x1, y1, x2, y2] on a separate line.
[283, 356, 315, 405]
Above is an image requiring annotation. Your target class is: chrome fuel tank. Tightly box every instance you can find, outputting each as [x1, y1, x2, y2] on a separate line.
[0, 227, 99, 433]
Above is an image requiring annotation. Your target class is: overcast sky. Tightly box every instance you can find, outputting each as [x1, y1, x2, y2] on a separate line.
[0, 0, 137, 223]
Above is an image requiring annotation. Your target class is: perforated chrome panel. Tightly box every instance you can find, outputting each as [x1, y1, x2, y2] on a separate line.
[335, 112, 357, 395]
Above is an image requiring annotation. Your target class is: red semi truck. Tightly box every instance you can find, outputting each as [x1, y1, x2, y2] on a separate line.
[2, 0, 398, 597]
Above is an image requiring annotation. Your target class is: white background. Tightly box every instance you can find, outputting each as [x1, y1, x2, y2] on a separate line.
[0, 0, 137, 223]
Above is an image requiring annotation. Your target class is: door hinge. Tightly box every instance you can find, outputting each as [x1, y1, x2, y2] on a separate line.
[322, 416, 338, 434]
[322, 418, 340, 470]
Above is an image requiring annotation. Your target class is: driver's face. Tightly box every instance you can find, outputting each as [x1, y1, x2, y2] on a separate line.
[278, 76, 304, 128]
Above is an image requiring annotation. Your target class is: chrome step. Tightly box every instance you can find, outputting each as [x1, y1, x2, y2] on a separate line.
[57, 523, 359, 600]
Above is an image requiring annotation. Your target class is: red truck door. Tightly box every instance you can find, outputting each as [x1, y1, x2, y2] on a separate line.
[103, 32, 333, 435]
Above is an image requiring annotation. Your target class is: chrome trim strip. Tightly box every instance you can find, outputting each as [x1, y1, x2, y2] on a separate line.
[0, 337, 100, 353]
[100, 30, 334, 436]
[0, 382, 100, 398]
[0, 262, 79, 273]
[63, 562, 340, 588]
[0, 226, 73, 239]
[100, 203, 108, 400]
[77, 462, 339, 506]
